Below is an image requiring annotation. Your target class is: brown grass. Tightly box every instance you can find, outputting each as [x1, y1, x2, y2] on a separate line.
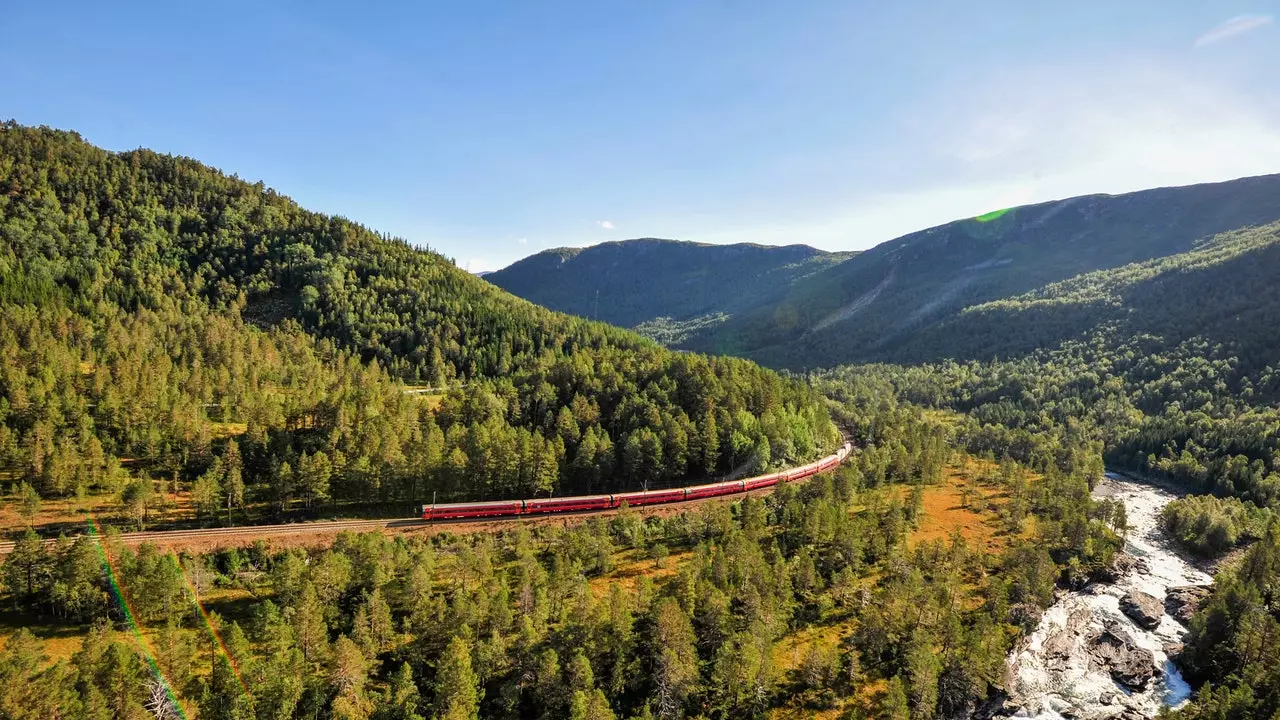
[589, 548, 690, 597]
[897, 457, 1037, 554]
[0, 487, 198, 538]
[767, 455, 1034, 717]
[209, 421, 247, 439]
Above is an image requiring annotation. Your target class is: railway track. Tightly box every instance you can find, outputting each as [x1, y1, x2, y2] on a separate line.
[0, 518, 430, 555]
[1, 437, 852, 556]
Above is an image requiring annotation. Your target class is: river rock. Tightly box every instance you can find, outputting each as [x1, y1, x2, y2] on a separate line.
[1120, 589, 1164, 629]
[1097, 552, 1151, 583]
[972, 689, 1011, 720]
[1088, 623, 1159, 690]
[1106, 709, 1148, 720]
[1165, 585, 1210, 625]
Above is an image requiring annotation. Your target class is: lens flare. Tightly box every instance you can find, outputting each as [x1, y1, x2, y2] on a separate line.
[83, 515, 189, 720]
[974, 207, 1012, 223]
[177, 564, 250, 695]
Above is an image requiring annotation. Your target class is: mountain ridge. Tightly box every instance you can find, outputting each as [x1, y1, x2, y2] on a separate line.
[707, 172, 1280, 368]
[486, 236, 856, 339]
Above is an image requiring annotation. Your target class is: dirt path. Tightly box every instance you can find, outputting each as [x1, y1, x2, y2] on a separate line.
[0, 477, 809, 556]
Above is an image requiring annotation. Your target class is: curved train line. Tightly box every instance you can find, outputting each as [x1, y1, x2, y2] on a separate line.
[421, 441, 853, 520]
[0, 441, 852, 555]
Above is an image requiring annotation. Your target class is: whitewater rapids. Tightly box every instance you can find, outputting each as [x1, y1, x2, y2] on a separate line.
[1001, 473, 1213, 720]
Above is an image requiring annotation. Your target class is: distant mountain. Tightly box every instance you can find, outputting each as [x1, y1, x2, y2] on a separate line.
[680, 174, 1280, 368]
[486, 238, 856, 343]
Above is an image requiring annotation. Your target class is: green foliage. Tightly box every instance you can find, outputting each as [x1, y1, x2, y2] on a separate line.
[487, 238, 854, 339]
[679, 176, 1280, 368]
[0, 394, 1101, 720]
[1177, 528, 1280, 720]
[1162, 495, 1273, 557]
[823, 323, 1280, 514]
[0, 123, 836, 518]
[435, 636, 481, 720]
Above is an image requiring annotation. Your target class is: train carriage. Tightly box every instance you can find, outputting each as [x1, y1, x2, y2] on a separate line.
[423, 439, 854, 520]
[744, 471, 786, 490]
[683, 479, 746, 500]
[425, 499, 523, 521]
[611, 487, 687, 507]
[524, 494, 613, 514]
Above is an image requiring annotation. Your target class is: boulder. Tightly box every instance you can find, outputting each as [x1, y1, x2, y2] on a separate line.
[1165, 585, 1211, 625]
[1088, 623, 1159, 690]
[1120, 589, 1164, 629]
[972, 689, 1011, 720]
[1097, 553, 1151, 583]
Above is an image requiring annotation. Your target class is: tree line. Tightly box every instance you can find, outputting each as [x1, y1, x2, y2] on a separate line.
[0, 123, 835, 527]
[0, 367, 1127, 719]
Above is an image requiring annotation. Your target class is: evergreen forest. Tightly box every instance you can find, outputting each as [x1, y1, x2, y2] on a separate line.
[0, 123, 836, 529]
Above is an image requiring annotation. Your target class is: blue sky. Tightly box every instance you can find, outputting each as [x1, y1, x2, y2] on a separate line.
[4, 2, 1279, 272]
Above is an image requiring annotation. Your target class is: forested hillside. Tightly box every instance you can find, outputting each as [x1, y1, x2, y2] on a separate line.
[826, 285, 1280, 517]
[680, 175, 1280, 368]
[486, 238, 854, 345]
[0, 123, 836, 525]
[888, 221, 1280, 366]
[813, 320, 1280, 720]
[0, 361, 1124, 720]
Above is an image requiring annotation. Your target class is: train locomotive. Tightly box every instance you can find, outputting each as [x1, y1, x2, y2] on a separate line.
[421, 441, 852, 521]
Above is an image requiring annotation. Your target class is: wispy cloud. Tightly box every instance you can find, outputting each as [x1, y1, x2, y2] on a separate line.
[596, 220, 615, 230]
[1194, 14, 1272, 47]
[692, 61, 1280, 252]
[462, 257, 498, 274]
[517, 236, 528, 245]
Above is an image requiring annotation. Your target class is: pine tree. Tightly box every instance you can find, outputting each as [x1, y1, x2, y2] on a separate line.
[381, 662, 424, 720]
[2, 529, 48, 605]
[294, 583, 330, 665]
[192, 457, 223, 521]
[568, 689, 617, 720]
[17, 481, 41, 526]
[651, 598, 698, 720]
[223, 440, 245, 519]
[700, 413, 719, 476]
[330, 636, 371, 720]
[298, 450, 333, 510]
[434, 636, 481, 720]
[879, 675, 911, 720]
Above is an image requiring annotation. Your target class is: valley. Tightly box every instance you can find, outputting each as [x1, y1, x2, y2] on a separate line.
[489, 175, 1280, 373]
[8, 1, 1280, 716]
[2, 122, 1279, 720]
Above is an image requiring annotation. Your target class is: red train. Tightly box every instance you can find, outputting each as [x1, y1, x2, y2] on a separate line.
[421, 441, 853, 521]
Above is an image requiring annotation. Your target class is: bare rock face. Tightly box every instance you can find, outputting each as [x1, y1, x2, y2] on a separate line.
[1097, 552, 1151, 583]
[1120, 589, 1164, 629]
[1088, 623, 1159, 690]
[972, 690, 1011, 720]
[1165, 586, 1211, 625]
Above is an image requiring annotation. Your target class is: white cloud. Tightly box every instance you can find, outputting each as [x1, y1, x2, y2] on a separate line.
[1194, 14, 1272, 47]
[517, 236, 528, 245]
[692, 61, 1280, 252]
[596, 220, 615, 230]
[462, 257, 498, 274]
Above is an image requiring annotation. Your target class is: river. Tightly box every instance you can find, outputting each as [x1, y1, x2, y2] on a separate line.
[1000, 473, 1213, 720]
